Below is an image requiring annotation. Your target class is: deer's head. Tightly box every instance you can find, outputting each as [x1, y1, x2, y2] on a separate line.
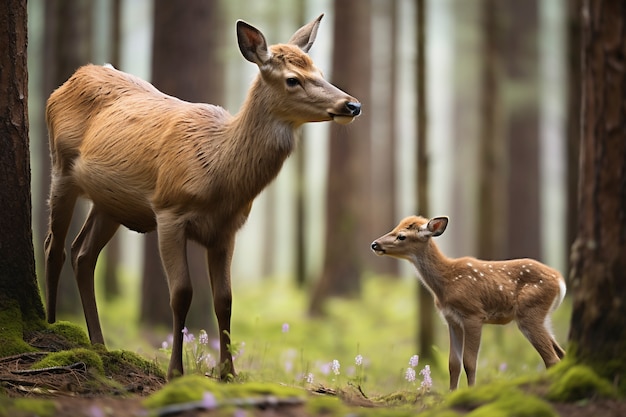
[371, 216, 449, 260]
[237, 14, 361, 126]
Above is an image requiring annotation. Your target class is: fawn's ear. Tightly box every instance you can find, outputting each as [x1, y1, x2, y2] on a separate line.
[427, 217, 449, 237]
[237, 20, 271, 66]
[288, 14, 323, 53]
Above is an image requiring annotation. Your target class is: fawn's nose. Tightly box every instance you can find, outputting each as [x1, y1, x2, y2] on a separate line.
[346, 101, 361, 117]
[371, 241, 380, 251]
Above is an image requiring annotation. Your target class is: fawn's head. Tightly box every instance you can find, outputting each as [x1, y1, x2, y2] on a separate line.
[237, 14, 361, 126]
[371, 216, 449, 260]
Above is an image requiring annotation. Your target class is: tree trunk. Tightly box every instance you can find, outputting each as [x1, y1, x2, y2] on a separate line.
[370, 0, 399, 277]
[476, 0, 506, 261]
[102, 0, 123, 301]
[503, 0, 541, 261]
[39, 0, 93, 317]
[141, 0, 225, 335]
[0, 0, 46, 330]
[568, 0, 626, 381]
[415, 0, 435, 361]
[565, 0, 582, 276]
[310, 0, 372, 316]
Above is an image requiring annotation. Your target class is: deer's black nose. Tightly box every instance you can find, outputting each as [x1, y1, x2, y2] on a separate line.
[371, 241, 380, 251]
[346, 101, 361, 117]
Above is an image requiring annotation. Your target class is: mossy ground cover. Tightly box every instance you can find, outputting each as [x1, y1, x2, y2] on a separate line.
[1, 276, 625, 416]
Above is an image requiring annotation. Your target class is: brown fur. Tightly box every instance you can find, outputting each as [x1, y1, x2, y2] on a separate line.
[44, 15, 360, 381]
[371, 215, 566, 390]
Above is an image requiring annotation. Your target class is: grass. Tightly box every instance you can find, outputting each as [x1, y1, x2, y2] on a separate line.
[86, 273, 572, 399]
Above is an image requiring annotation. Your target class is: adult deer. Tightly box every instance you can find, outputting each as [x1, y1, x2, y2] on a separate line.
[371, 216, 566, 390]
[44, 14, 360, 380]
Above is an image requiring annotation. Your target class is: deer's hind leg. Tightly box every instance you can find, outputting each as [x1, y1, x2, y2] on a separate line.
[71, 206, 119, 345]
[45, 174, 80, 324]
[516, 312, 562, 368]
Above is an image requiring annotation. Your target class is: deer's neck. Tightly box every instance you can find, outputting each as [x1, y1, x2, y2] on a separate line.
[411, 243, 452, 299]
[219, 77, 298, 200]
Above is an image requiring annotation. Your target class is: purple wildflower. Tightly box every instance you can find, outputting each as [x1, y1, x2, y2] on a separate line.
[199, 330, 209, 345]
[201, 391, 217, 410]
[409, 354, 419, 368]
[420, 365, 432, 390]
[405, 367, 416, 382]
[88, 405, 105, 417]
[331, 359, 341, 375]
[182, 327, 195, 344]
[282, 323, 290, 333]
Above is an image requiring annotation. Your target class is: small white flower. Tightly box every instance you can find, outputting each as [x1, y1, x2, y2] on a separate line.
[331, 359, 341, 375]
[355, 354, 363, 366]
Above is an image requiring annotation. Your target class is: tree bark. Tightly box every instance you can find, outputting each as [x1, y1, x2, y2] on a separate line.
[39, 0, 93, 316]
[415, 0, 435, 361]
[503, 0, 541, 261]
[476, 0, 506, 261]
[0, 0, 46, 326]
[565, 0, 582, 276]
[568, 0, 626, 380]
[310, 0, 372, 316]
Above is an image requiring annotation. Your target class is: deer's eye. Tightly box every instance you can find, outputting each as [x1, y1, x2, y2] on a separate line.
[397, 234, 406, 241]
[286, 77, 301, 88]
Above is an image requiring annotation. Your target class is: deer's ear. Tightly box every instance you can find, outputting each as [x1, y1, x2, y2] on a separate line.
[428, 217, 449, 237]
[237, 20, 271, 65]
[288, 14, 323, 53]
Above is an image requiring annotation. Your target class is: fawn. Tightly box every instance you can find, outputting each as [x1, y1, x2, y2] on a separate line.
[371, 215, 566, 390]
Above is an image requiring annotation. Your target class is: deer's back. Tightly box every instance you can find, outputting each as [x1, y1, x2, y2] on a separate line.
[442, 257, 564, 324]
[46, 64, 232, 233]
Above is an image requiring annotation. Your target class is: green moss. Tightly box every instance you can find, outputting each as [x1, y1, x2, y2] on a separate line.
[305, 395, 348, 416]
[143, 375, 304, 410]
[33, 348, 104, 375]
[0, 301, 37, 357]
[102, 350, 165, 379]
[547, 364, 616, 402]
[47, 321, 91, 347]
[0, 397, 55, 417]
[559, 342, 626, 395]
[447, 383, 556, 417]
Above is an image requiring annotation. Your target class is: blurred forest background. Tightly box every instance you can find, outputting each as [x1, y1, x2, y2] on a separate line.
[25, 0, 576, 349]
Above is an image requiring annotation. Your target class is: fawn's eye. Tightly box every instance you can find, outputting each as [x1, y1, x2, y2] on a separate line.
[397, 234, 406, 241]
[286, 77, 301, 88]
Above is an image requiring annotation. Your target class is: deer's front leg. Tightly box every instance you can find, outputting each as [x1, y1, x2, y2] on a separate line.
[157, 214, 191, 380]
[207, 235, 236, 381]
[447, 318, 464, 390]
[461, 319, 483, 387]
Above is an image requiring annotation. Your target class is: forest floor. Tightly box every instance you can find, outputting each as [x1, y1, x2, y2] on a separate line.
[1, 332, 625, 416]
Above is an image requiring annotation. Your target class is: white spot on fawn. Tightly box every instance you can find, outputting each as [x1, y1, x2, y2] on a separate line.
[498, 285, 503, 291]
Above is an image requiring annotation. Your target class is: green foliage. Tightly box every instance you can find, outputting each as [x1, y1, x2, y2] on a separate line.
[32, 348, 105, 375]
